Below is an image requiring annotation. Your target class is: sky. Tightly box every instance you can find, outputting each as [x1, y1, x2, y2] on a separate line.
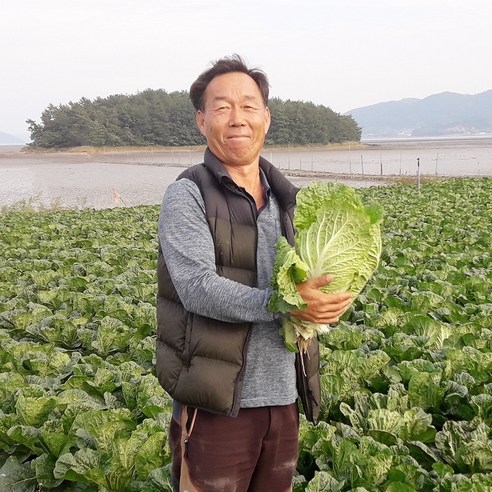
[1, 0, 491, 142]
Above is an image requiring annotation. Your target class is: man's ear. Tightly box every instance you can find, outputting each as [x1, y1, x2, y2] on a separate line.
[264, 106, 271, 134]
[196, 110, 206, 137]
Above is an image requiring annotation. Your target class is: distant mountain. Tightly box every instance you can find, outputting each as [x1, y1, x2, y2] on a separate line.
[346, 90, 492, 138]
[0, 131, 24, 144]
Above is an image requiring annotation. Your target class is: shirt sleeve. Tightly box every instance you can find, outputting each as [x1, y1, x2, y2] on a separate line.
[158, 178, 276, 323]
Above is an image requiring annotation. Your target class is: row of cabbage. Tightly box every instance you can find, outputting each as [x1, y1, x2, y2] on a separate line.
[0, 177, 490, 491]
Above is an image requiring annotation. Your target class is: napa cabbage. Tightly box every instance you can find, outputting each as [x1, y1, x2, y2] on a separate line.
[269, 182, 383, 351]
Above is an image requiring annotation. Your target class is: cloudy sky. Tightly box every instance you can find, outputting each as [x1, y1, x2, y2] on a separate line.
[1, 0, 491, 142]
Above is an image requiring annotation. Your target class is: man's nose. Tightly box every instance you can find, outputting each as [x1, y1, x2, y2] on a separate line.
[229, 107, 245, 126]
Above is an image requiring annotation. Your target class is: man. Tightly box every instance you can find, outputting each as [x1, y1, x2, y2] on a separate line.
[156, 54, 352, 492]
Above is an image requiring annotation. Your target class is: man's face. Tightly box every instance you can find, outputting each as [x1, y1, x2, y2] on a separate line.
[196, 72, 271, 168]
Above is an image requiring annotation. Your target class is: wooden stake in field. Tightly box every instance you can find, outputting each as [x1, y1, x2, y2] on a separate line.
[112, 188, 128, 207]
[416, 158, 421, 192]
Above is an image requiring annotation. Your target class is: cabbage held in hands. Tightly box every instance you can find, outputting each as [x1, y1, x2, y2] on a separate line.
[269, 182, 382, 352]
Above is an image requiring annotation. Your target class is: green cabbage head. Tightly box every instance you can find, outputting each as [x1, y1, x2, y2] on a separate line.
[269, 181, 383, 351]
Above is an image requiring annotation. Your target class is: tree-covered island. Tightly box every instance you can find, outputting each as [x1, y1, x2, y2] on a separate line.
[26, 90, 361, 149]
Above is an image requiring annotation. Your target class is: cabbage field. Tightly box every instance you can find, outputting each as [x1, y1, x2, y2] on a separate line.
[1, 177, 491, 491]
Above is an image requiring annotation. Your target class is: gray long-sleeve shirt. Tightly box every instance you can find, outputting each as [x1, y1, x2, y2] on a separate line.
[158, 177, 297, 408]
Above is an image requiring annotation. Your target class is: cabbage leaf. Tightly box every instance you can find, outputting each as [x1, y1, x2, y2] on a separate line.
[269, 182, 382, 351]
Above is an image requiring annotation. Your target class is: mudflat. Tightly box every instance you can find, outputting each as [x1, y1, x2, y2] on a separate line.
[1, 138, 490, 209]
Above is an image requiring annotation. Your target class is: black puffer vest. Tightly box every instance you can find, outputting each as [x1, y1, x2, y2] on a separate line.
[156, 149, 320, 422]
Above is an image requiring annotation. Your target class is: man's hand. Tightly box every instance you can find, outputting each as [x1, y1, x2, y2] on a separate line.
[291, 275, 352, 324]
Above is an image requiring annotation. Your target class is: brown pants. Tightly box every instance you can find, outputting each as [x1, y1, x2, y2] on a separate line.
[169, 404, 299, 492]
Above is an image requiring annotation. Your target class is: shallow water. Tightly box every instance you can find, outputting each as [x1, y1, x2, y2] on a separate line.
[0, 160, 184, 209]
[267, 136, 492, 177]
[1, 137, 490, 210]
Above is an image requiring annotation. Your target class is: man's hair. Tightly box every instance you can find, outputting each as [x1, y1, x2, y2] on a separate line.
[189, 54, 270, 111]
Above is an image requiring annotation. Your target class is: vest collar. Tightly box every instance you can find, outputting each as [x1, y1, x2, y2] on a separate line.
[203, 147, 298, 211]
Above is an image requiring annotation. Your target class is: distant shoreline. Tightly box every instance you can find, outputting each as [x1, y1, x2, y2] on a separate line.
[1, 141, 367, 156]
[4, 133, 492, 157]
